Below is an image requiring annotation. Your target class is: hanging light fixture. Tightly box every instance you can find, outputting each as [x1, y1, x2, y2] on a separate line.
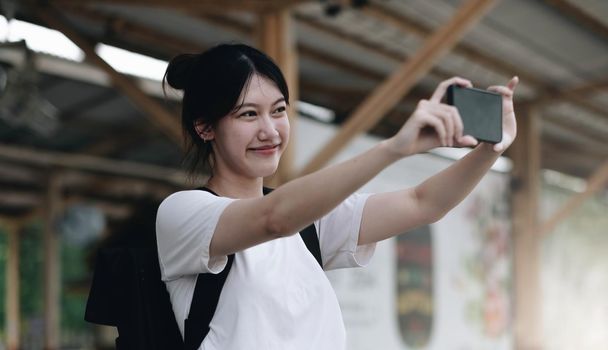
[0, 41, 59, 136]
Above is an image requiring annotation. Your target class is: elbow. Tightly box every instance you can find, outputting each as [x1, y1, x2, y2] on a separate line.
[426, 209, 448, 224]
[414, 187, 448, 224]
[264, 207, 293, 239]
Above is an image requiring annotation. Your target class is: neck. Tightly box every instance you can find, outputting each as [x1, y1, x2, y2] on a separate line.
[205, 174, 264, 199]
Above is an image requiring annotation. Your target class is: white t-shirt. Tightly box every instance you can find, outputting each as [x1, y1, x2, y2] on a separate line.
[156, 190, 375, 350]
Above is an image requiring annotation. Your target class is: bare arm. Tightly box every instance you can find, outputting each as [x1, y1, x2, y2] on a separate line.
[210, 140, 400, 257]
[210, 76, 517, 257]
[358, 144, 499, 245]
[358, 77, 519, 245]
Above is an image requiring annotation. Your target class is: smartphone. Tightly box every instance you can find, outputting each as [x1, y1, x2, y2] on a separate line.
[447, 85, 502, 144]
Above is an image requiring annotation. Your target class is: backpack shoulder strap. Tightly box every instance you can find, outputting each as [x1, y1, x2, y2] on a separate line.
[300, 223, 323, 267]
[183, 187, 234, 350]
[184, 254, 234, 350]
[262, 187, 322, 267]
[184, 186, 322, 350]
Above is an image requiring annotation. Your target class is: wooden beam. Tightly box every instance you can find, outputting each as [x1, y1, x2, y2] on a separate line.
[43, 173, 62, 350]
[541, 134, 608, 165]
[510, 107, 543, 350]
[256, 9, 299, 186]
[0, 143, 187, 184]
[546, 119, 608, 151]
[200, 11, 450, 91]
[525, 78, 608, 113]
[201, 13, 388, 83]
[33, 5, 183, 144]
[81, 129, 146, 156]
[364, 2, 608, 122]
[361, 3, 546, 88]
[0, 190, 41, 209]
[3, 220, 21, 350]
[539, 160, 608, 236]
[541, 147, 605, 180]
[294, 13, 452, 82]
[59, 2, 608, 143]
[298, 0, 499, 176]
[67, 3, 446, 117]
[68, 5, 387, 103]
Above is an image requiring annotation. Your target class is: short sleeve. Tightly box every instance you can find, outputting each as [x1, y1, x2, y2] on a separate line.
[315, 193, 376, 270]
[156, 190, 235, 281]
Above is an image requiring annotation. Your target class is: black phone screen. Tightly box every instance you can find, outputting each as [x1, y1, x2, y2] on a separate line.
[447, 85, 502, 144]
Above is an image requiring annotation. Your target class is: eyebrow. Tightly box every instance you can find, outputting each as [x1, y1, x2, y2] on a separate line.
[238, 97, 286, 109]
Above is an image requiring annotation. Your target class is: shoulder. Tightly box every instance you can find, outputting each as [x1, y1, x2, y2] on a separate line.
[156, 190, 235, 225]
[158, 190, 217, 210]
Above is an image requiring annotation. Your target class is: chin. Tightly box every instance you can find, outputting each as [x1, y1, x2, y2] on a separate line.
[246, 161, 280, 179]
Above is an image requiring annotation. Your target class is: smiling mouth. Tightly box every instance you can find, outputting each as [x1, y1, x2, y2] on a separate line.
[249, 144, 280, 151]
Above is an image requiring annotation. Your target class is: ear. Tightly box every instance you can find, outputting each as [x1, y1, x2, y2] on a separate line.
[194, 119, 215, 142]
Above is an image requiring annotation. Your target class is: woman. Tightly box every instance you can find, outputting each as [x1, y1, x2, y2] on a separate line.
[156, 43, 518, 350]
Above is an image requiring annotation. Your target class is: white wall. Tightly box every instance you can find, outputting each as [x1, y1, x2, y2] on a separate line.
[294, 118, 513, 350]
[540, 185, 608, 350]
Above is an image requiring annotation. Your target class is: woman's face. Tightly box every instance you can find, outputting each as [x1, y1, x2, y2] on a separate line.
[208, 73, 290, 180]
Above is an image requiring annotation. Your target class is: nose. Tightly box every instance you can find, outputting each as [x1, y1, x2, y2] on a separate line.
[258, 114, 279, 140]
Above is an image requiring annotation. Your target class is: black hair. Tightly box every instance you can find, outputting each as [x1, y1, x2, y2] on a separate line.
[163, 43, 289, 178]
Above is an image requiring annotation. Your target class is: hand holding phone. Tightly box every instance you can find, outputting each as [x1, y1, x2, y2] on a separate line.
[447, 85, 502, 144]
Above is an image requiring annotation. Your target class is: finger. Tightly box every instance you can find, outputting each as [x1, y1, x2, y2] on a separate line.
[430, 76, 473, 103]
[422, 113, 448, 147]
[435, 107, 455, 147]
[507, 76, 519, 90]
[487, 85, 513, 98]
[449, 104, 464, 142]
[458, 135, 478, 147]
[488, 76, 519, 96]
[493, 135, 512, 152]
[426, 103, 458, 146]
[435, 103, 464, 146]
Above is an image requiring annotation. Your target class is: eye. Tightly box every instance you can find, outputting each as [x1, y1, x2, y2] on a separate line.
[272, 106, 287, 115]
[239, 110, 257, 118]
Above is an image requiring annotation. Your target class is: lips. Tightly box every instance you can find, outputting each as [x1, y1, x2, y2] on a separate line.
[249, 144, 280, 151]
[249, 144, 281, 154]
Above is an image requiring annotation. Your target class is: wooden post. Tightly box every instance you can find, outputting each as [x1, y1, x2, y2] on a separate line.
[510, 107, 543, 350]
[43, 173, 63, 350]
[4, 220, 21, 350]
[257, 9, 299, 186]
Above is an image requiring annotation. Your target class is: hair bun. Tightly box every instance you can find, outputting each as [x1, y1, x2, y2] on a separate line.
[164, 53, 199, 90]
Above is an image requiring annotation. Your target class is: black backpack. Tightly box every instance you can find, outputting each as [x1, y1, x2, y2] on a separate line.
[85, 187, 322, 350]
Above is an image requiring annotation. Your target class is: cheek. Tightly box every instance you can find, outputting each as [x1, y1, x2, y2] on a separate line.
[277, 117, 290, 142]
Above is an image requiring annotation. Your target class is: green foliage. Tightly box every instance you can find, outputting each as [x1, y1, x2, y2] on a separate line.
[61, 239, 92, 332]
[0, 220, 95, 342]
[20, 221, 44, 319]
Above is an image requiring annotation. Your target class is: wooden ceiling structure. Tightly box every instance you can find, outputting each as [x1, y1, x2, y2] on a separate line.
[1, 0, 608, 349]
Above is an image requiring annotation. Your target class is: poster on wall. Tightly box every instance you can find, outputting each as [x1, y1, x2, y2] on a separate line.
[396, 225, 434, 348]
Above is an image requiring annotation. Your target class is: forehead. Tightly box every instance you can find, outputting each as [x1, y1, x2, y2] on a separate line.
[240, 74, 283, 102]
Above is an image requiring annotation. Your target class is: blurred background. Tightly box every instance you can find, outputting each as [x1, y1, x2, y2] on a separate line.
[0, 0, 607, 349]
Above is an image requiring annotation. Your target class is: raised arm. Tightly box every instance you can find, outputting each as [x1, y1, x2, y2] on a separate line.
[358, 77, 519, 245]
[210, 76, 514, 257]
